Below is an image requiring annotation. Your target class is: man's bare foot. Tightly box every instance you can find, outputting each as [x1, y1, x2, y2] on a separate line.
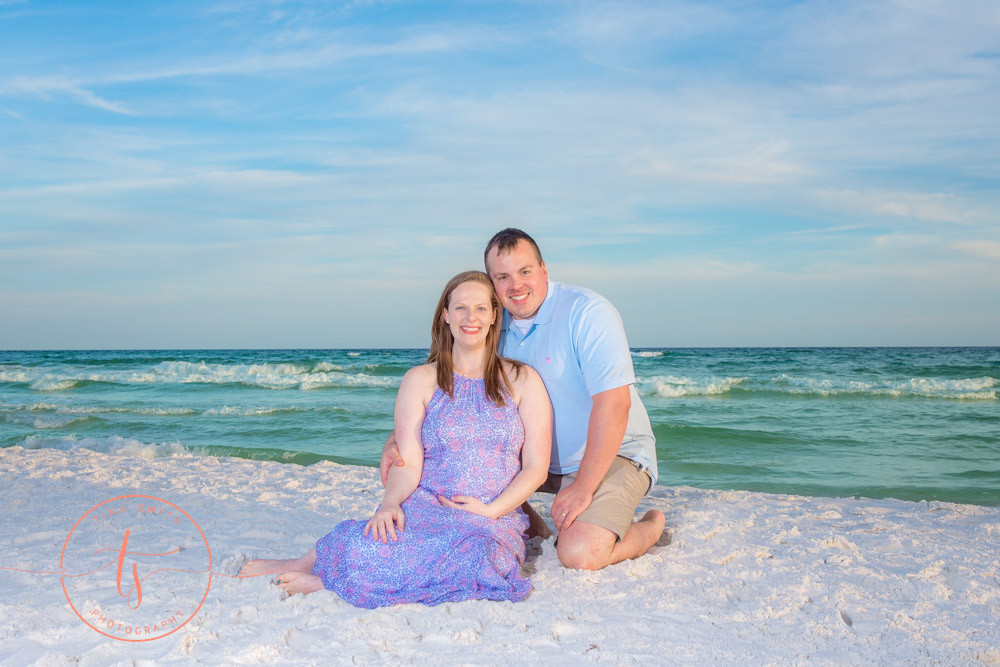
[239, 558, 297, 579]
[276, 570, 325, 596]
[641, 510, 670, 555]
[641, 509, 666, 530]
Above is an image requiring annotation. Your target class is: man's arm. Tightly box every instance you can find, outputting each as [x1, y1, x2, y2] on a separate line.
[379, 431, 404, 486]
[550, 384, 631, 532]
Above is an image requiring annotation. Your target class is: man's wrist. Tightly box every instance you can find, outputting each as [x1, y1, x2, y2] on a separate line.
[573, 466, 607, 495]
[566, 476, 599, 497]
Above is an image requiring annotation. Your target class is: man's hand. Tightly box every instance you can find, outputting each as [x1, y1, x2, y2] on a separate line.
[379, 431, 405, 486]
[550, 481, 594, 532]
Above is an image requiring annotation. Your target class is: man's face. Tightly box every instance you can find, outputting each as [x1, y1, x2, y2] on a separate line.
[485, 239, 549, 320]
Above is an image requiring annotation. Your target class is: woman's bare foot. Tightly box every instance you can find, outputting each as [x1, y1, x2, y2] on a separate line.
[520, 501, 553, 540]
[239, 558, 298, 579]
[276, 570, 325, 596]
[239, 548, 317, 579]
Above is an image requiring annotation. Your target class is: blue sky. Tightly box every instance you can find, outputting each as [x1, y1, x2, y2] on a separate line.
[1, 0, 998, 349]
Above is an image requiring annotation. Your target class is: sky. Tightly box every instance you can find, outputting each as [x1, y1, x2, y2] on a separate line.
[1, 0, 998, 349]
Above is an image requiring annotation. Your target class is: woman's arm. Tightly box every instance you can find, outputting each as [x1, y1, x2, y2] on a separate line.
[364, 365, 430, 542]
[440, 365, 552, 519]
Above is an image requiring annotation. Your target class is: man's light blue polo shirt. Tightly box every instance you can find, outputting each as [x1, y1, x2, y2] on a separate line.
[499, 280, 658, 485]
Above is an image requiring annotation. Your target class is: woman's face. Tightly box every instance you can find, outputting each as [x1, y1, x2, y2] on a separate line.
[443, 281, 495, 348]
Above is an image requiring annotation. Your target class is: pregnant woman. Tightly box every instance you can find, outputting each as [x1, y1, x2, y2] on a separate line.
[240, 270, 551, 608]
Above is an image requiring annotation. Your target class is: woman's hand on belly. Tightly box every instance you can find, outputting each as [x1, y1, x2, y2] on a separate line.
[438, 494, 498, 520]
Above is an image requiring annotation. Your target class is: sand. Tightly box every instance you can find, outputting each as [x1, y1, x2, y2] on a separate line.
[1, 445, 998, 665]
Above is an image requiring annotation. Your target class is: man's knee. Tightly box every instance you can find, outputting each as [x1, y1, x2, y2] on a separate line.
[556, 528, 614, 571]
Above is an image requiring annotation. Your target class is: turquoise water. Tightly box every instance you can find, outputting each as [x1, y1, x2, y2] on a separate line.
[2, 348, 998, 506]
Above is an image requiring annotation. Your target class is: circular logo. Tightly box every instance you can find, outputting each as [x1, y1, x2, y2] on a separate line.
[60, 495, 213, 642]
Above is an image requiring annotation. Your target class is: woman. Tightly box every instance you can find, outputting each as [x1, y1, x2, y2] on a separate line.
[240, 271, 552, 607]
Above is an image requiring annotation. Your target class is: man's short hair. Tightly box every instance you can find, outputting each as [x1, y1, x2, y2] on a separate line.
[484, 228, 544, 270]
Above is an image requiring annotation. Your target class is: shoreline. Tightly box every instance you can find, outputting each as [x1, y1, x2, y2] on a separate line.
[1, 446, 998, 664]
[7, 438, 999, 508]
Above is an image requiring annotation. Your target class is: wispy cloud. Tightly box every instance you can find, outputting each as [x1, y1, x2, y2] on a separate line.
[812, 189, 997, 226]
[9, 76, 135, 114]
[952, 240, 1000, 260]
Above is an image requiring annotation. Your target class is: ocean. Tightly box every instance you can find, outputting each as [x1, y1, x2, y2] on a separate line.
[2, 348, 998, 506]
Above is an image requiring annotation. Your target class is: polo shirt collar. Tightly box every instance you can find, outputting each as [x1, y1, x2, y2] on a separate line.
[500, 280, 556, 333]
[532, 280, 557, 324]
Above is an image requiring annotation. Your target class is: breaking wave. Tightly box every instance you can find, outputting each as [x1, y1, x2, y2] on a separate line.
[18, 434, 191, 459]
[770, 375, 997, 400]
[10, 435, 356, 467]
[0, 361, 398, 391]
[636, 374, 997, 400]
[638, 375, 747, 398]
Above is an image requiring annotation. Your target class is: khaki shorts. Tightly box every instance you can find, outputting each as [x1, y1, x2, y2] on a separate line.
[538, 456, 652, 541]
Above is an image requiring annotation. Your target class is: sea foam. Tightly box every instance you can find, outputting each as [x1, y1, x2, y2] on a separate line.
[20, 434, 190, 459]
[0, 361, 396, 391]
[638, 375, 747, 397]
[21, 402, 197, 416]
[636, 374, 997, 400]
[4, 412, 91, 429]
[772, 375, 997, 400]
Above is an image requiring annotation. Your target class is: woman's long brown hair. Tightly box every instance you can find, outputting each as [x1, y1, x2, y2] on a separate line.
[427, 270, 523, 406]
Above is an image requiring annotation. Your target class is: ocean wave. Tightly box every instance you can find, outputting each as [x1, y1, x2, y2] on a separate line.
[312, 362, 343, 372]
[638, 375, 747, 397]
[633, 351, 665, 358]
[772, 375, 997, 400]
[0, 369, 30, 383]
[2, 367, 83, 391]
[201, 405, 351, 416]
[4, 412, 93, 429]
[21, 402, 198, 416]
[0, 361, 397, 391]
[204, 405, 299, 416]
[136, 406, 201, 415]
[11, 435, 354, 467]
[300, 371, 398, 390]
[29, 377, 80, 391]
[19, 434, 190, 459]
[11, 401, 349, 418]
[636, 374, 998, 400]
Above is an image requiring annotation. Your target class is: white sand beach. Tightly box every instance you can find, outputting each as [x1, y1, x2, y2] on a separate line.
[1, 445, 998, 665]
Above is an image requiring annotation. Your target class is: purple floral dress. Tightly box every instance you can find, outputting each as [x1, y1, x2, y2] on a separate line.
[312, 373, 531, 608]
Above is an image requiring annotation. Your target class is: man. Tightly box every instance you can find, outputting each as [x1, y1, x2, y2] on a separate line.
[383, 229, 665, 570]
